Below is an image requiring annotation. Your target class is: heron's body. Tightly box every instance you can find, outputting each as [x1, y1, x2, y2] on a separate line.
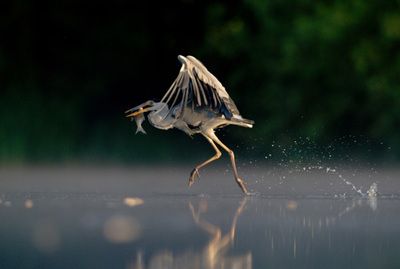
[126, 55, 254, 194]
[149, 105, 252, 135]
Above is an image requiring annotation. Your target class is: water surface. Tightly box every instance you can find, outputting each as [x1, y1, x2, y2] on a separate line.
[0, 166, 399, 268]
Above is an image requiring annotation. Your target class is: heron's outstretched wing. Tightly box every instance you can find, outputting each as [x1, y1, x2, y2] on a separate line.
[160, 55, 240, 119]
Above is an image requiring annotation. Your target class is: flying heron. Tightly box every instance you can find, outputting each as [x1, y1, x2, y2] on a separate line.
[125, 55, 254, 194]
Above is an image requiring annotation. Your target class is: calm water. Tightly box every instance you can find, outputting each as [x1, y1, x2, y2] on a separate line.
[0, 166, 399, 269]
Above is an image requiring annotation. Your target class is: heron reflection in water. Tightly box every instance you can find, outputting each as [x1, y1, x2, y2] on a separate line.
[131, 198, 251, 269]
[126, 55, 254, 194]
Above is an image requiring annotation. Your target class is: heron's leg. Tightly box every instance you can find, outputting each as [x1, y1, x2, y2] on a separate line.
[229, 198, 248, 240]
[188, 134, 222, 187]
[189, 201, 221, 238]
[206, 131, 249, 194]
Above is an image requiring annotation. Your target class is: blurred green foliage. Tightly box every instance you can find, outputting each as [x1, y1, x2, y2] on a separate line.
[1, 0, 399, 163]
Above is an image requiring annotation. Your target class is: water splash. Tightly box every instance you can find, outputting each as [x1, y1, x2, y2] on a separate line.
[245, 135, 383, 198]
[337, 173, 365, 196]
[367, 182, 378, 197]
[304, 165, 367, 196]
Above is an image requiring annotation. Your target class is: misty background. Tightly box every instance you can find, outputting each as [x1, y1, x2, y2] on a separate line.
[1, 0, 400, 164]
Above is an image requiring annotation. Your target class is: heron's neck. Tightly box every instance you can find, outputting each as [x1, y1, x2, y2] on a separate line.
[148, 106, 175, 130]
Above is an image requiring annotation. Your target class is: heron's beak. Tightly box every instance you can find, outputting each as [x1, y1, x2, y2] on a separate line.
[125, 107, 152, 118]
[125, 100, 155, 118]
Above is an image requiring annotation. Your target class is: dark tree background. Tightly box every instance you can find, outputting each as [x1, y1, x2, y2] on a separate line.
[1, 0, 400, 163]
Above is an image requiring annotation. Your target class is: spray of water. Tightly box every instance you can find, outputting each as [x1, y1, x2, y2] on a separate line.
[242, 135, 382, 197]
[305, 165, 368, 196]
[367, 182, 378, 197]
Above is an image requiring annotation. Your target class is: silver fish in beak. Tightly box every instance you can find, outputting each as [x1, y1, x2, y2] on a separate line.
[125, 101, 155, 134]
[133, 108, 146, 134]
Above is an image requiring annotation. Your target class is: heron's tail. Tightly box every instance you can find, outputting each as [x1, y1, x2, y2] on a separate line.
[229, 116, 254, 128]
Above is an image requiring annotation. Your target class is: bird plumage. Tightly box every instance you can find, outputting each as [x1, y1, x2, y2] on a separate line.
[125, 55, 254, 194]
[161, 55, 253, 127]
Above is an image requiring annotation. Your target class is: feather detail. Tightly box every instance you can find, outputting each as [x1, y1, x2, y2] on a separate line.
[160, 55, 243, 120]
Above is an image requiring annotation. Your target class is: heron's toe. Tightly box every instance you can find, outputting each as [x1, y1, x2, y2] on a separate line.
[188, 168, 200, 187]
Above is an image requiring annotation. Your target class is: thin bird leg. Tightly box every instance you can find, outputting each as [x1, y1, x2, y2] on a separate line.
[188, 201, 221, 238]
[188, 134, 222, 187]
[228, 197, 248, 240]
[207, 131, 249, 194]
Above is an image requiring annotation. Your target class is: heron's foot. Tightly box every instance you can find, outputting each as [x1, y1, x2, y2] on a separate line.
[236, 177, 250, 195]
[188, 168, 200, 187]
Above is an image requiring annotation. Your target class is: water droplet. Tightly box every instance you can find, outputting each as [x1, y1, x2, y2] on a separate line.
[367, 183, 378, 197]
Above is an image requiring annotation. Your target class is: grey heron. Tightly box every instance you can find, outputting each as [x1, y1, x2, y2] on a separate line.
[125, 55, 254, 194]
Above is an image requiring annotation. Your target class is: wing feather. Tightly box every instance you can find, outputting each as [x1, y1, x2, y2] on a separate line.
[186, 56, 230, 100]
[168, 88, 182, 115]
[181, 87, 189, 116]
[186, 56, 240, 116]
[160, 55, 242, 121]
[190, 72, 202, 106]
[210, 85, 218, 107]
[161, 72, 183, 104]
[193, 69, 212, 107]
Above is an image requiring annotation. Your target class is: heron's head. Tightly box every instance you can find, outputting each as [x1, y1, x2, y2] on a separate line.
[125, 100, 166, 118]
[126, 100, 173, 131]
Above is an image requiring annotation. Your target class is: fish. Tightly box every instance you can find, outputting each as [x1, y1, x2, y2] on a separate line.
[133, 112, 147, 134]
